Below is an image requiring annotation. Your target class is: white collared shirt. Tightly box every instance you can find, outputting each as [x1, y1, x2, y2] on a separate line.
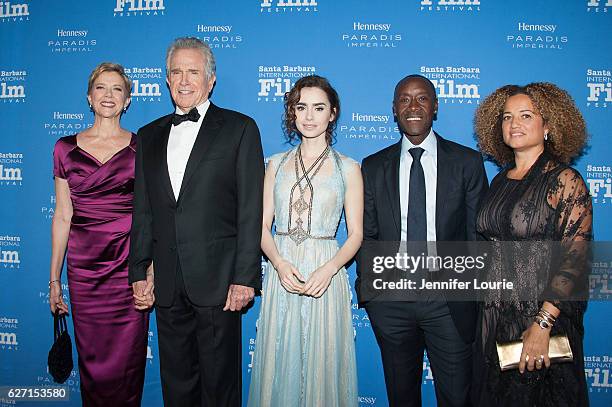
[399, 129, 437, 242]
[167, 100, 210, 199]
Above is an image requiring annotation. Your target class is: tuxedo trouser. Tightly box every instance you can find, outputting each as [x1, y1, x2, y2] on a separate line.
[366, 300, 472, 407]
[155, 261, 241, 407]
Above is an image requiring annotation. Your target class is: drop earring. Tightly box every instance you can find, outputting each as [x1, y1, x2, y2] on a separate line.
[544, 132, 549, 141]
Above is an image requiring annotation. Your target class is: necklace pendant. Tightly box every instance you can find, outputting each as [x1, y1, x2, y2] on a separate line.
[288, 223, 308, 245]
[292, 197, 309, 215]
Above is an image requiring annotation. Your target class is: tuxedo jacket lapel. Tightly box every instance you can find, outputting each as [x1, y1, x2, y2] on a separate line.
[152, 116, 176, 205]
[383, 142, 402, 239]
[177, 103, 224, 202]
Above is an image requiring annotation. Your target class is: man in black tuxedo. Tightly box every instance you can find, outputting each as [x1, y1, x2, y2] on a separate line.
[359, 75, 488, 407]
[129, 37, 264, 406]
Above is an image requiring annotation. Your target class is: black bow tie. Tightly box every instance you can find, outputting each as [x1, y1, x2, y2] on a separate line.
[172, 107, 200, 126]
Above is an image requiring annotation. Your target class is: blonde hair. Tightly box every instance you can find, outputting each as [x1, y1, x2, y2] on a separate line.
[87, 62, 132, 95]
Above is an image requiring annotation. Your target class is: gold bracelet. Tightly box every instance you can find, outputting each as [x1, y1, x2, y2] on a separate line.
[48, 279, 61, 288]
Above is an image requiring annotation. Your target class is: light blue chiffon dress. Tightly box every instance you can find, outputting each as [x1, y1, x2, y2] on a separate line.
[248, 147, 358, 407]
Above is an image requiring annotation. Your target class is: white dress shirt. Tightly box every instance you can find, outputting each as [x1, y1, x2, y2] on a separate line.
[167, 100, 210, 199]
[400, 129, 437, 242]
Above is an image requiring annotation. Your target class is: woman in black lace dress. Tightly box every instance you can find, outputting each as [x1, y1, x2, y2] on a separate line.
[472, 82, 592, 406]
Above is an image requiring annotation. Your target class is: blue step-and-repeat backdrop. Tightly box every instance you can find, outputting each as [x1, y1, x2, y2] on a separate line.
[1, 1, 611, 406]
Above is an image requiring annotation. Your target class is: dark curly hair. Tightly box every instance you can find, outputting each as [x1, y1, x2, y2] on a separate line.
[474, 82, 587, 166]
[283, 75, 340, 145]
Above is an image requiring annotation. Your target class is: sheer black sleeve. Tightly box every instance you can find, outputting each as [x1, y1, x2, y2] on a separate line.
[542, 167, 593, 310]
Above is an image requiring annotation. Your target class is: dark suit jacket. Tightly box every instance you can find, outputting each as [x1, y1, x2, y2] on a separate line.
[358, 133, 488, 342]
[128, 103, 264, 307]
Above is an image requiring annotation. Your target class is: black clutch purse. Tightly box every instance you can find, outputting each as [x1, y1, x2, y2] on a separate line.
[47, 310, 73, 383]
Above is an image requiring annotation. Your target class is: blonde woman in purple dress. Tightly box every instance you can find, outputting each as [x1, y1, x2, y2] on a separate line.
[49, 62, 152, 406]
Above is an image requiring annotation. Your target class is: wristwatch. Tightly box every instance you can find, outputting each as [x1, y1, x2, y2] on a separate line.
[536, 316, 552, 329]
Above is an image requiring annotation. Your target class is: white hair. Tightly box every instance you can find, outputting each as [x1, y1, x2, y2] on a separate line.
[165, 37, 216, 80]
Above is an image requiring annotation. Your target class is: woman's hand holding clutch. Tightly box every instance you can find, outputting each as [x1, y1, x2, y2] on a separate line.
[519, 322, 551, 373]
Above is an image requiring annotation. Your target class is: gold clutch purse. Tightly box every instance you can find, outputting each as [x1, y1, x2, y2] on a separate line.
[496, 334, 573, 371]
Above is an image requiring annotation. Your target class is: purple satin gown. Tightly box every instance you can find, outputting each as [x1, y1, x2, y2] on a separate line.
[53, 134, 148, 406]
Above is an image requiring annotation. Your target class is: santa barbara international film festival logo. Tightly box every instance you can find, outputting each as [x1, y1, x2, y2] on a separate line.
[257, 64, 317, 102]
[506, 22, 568, 50]
[260, 0, 318, 13]
[195, 24, 243, 50]
[584, 354, 612, 392]
[48, 28, 97, 53]
[587, 0, 611, 12]
[125, 66, 163, 103]
[0, 316, 18, 351]
[0, 152, 23, 187]
[0, 1, 29, 23]
[339, 111, 400, 143]
[114, 0, 165, 17]
[0, 69, 26, 104]
[590, 260, 611, 301]
[0, 235, 20, 270]
[585, 163, 612, 205]
[586, 68, 611, 109]
[419, 0, 480, 12]
[421, 65, 481, 105]
[341, 22, 402, 49]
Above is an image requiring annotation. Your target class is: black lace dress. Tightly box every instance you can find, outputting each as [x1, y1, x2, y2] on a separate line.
[473, 151, 592, 407]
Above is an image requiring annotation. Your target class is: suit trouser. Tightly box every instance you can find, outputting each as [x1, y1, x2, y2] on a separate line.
[155, 262, 242, 407]
[366, 300, 472, 407]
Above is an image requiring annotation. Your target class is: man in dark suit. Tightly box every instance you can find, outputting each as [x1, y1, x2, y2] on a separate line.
[129, 37, 264, 406]
[359, 74, 488, 407]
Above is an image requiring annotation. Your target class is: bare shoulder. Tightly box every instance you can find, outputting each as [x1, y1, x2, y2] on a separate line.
[334, 150, 362, 180]
[266, 149, 293, 170]
[334, 150, 360, 168]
